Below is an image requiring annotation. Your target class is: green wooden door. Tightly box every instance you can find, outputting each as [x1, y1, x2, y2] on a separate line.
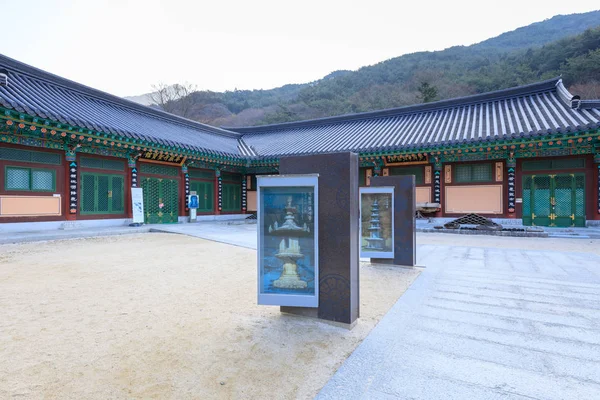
[141, 177, 179, 224]
[554, 175, 573, 227]
[222, 183, 241, 212]
[574, 174, 586, 227]
[80, 172, 125, 214]
[190, 181, 214, 212]
[522, 174, 585, 227]
[554, 174, 586, 227]
[533, 175, 552, 227]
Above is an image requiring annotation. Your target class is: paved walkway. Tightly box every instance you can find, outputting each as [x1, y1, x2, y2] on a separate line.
[0, 225, 151, 245]
[152, 221, 257, 249]
[318, 245, 600, 399]
[0, 221, 257, 247]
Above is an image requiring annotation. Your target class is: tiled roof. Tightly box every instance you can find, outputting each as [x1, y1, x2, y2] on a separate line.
[2, 53, 599, 161]
[0, 54, 243, 158]
[230, 78, 600, 157]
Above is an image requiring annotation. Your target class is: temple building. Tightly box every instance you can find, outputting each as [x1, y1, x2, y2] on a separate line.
[1, 53, 599, 230]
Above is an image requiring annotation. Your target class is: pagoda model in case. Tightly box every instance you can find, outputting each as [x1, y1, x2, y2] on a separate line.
[257, 175, 319, 308]
[359, 186, 395, 259]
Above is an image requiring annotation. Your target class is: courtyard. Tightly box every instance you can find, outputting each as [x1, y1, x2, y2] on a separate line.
[0, 232, 418, 399]
[1, 227, 600, 399]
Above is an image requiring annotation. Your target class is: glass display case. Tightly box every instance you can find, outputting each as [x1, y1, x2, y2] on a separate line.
[257, 175, 319, 307]
[359, 186, 394, 259]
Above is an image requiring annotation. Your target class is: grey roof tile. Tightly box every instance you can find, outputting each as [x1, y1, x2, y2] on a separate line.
[0, 53, 244, 158]
[2, 52, 599, 160]
[230, 78, 600, 157]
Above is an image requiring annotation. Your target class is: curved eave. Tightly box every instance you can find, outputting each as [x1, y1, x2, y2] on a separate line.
[0, 107, 246, 162]
[227, 78, 564, 134]
[245, 126, 600, 159]
[0, 53, 240, 139]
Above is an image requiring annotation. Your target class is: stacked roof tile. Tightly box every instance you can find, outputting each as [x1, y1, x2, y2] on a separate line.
[1, 53, 599, 160]
[230, 79, 600, 157]
[0, 54, 243, 157]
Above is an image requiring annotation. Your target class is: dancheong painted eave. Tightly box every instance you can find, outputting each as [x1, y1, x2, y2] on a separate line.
[0, 53, 244, 159]
[228, 78, 600, 158]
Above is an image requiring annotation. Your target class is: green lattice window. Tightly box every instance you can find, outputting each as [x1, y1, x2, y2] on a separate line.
[554, 175, 572, 217]
[522, 158, 585, 171]
[0, 147, 61, 165]
[222, 182, 241, 212]
[139, 163, 178, 176]
[5, 166, 56, 191]
[575, 175, 585, 218]
[80, 172, 125, 214]
[189, 169, 214, 180]
[80, 156, 125, 171]
[390, 166, 424, 185]
[454, 163, 492, 183]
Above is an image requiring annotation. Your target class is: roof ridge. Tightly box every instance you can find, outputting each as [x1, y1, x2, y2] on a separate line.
[0, 53, 240, 139]
[227, 77, 563, 133]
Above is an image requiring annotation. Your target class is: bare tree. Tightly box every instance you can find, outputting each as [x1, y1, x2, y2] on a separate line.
[149, 82, 198, 119]
[569, 81, 600, 99]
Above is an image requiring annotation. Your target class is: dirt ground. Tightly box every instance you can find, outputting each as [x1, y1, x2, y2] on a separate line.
[0, 233, 420, 400]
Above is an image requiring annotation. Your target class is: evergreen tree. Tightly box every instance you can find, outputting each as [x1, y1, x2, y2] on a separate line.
[417, 82, 438, 103]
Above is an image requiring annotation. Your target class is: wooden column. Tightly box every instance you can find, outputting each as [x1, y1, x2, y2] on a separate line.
[65, 150, 78, 221]
[215, 169, 222, 215]
[506, 156, 516, 218]
[241, 174, 247, 214]
[126, 157, 137, 219]
[433, 160, 442, 217]
[129, 158, 139, 188]
[182, 165, 190, 215]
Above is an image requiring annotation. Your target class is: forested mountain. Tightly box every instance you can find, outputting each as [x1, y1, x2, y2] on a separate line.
[472, 11, 600, 51]
[126, 11, 600, 127]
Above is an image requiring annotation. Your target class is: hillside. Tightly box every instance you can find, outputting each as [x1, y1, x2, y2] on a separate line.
[472, 11, 600, 50]
[125, 10, 600, 127]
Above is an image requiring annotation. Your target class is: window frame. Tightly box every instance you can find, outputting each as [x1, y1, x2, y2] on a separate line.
[454, 163, 493, 183]
[5, 166, 57, 192]
[0, 147, 62, 165]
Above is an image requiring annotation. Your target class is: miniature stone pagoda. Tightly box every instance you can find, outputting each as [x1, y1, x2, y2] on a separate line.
[365, 199, 385, 250]
[268, 196, 311, 289]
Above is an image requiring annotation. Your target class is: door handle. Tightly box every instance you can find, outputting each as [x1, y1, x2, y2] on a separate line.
[108, 190, 113, 198]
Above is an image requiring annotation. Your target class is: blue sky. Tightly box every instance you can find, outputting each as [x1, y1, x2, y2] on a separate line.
[1, 0, 598, 96]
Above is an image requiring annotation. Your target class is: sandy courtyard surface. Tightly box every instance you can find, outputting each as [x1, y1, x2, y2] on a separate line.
[0, 233, 419, 399]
